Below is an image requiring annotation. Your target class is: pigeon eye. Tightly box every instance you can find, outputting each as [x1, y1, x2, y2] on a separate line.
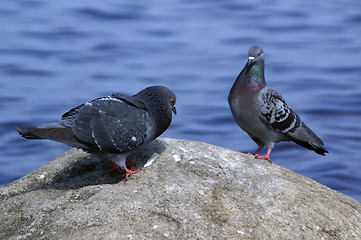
[170, 97, 174, 103]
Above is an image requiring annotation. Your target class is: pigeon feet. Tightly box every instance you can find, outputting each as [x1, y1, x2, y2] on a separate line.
[255, 154, 271, 162]
[242, 147, 272, 163]
[243, 152, 271, 163]
[255, 148, 272, 163]
[107, 161, 140, 179]
[123, 168, 140, 179]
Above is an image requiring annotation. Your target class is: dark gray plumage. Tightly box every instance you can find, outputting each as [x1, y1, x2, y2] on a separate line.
[228, 45, 328, 161]
[17, 86, 177, 178]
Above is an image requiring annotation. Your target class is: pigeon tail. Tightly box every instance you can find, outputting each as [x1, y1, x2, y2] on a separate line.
[16, 125, 92, 150]
[288, 123, 328, 155]
[16, 126, 43, 139]
[292, 139, 328, 156]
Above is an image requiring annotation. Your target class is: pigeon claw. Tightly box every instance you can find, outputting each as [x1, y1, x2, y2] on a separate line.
[107, 161, 140, 178]
[241, 146, 272, 162]
[255, 148, 272, 163]
[122, 168, 140, 179]
[255, 154, 271, 162]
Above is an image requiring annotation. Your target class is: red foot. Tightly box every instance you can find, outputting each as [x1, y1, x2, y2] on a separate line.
[255, 148, 272, 163]
[107, 161, 140, 178]
[242, 146, 272, 163]
[123, 168, 140, 179]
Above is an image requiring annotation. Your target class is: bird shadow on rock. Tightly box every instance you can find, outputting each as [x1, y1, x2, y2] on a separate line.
[38, 139, 166, 190]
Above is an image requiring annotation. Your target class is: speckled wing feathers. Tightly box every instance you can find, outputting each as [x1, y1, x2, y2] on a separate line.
[258, 87, 327, 154]
[259, 88, 301, 134]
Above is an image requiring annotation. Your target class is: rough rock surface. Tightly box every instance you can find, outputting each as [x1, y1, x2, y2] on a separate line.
[1, 138, 360, 239]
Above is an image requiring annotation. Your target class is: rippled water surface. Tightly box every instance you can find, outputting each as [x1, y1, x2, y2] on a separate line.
[1, 0, 361, 202]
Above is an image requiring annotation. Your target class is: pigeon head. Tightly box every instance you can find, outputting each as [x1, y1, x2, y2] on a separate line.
[134, 86, 176, 137]
[241, 45, 266, 89]
[159, 86, 177, 115]
[142, 85, 176, 114]
[248, 45, 264, 65]
[229, 45, 267, 99]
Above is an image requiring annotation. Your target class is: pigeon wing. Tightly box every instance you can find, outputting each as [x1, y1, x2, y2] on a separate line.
[258, 87, 301, 135]
[110, 92, 147, 110]
[60, 92, 147, 127]
[258, 88, 327, 154]
[60, 97, 104, 127]
[72, 97, 150, 153]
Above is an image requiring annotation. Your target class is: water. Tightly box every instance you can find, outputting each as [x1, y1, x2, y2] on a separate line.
[1, 0, 360, 203]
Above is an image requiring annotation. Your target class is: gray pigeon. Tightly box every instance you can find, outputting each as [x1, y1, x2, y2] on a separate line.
[228, 45, 328, 161]
[17, 86, 177, 178]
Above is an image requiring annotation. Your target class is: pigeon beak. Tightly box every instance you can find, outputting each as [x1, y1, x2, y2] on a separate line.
[171, 105, 177, 115]
[248, 56, 255, 63]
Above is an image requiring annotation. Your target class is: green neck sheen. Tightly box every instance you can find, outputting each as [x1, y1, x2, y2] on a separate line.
[249, 65, 264, 84]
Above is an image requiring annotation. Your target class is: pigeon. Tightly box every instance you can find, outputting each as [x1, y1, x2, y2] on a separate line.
[17, 85, 177, 178]
[228, 45, 328, 161]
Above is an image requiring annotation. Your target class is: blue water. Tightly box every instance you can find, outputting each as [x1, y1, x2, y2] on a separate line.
[1, 0, 360, 203]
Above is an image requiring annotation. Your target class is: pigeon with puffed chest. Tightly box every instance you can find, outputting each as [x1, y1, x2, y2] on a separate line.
[228, 45, 328, 161]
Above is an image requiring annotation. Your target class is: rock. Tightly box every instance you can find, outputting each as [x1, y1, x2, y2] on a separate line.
[1, 138, 360, 239]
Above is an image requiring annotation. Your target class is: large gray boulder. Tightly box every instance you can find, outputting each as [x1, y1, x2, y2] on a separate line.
[1, 138, 360, 239]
